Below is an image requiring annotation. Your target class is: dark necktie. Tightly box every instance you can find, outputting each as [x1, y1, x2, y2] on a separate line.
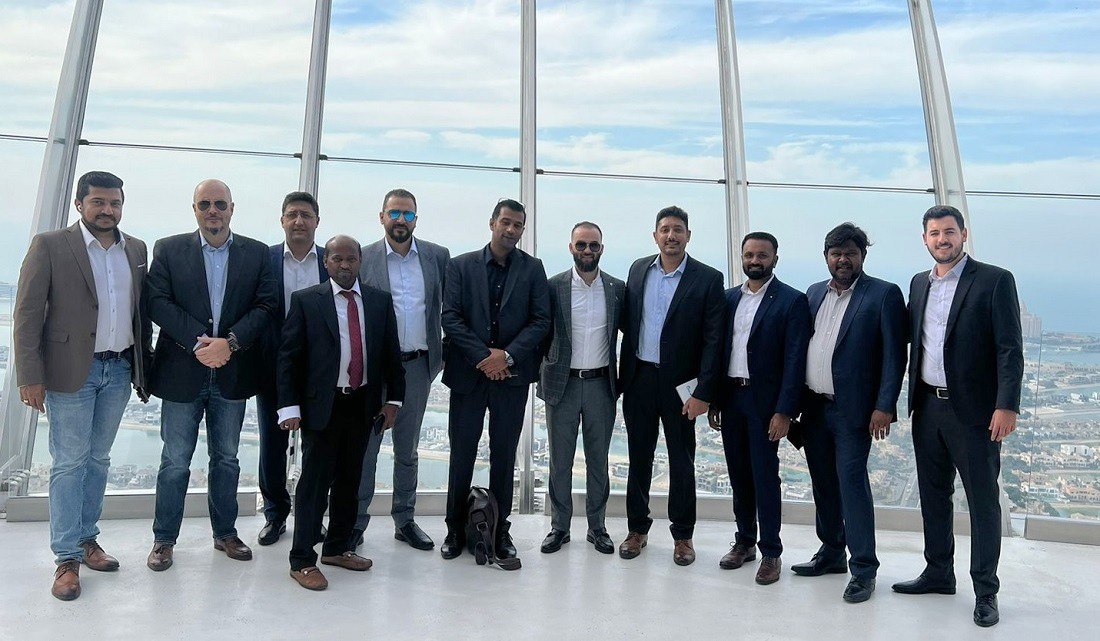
[340, 290, 363, 389]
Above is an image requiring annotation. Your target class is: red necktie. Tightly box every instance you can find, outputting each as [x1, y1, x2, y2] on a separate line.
[341, 290, 363, 389]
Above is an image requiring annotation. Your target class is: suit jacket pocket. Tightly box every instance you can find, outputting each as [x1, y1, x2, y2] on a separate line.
[45, 330, 69, 343]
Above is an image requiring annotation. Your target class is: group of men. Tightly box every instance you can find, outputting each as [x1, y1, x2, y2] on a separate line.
[15, 171, 1021, 628]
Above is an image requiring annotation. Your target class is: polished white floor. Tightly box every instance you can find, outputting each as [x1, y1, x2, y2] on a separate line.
[1, 513, 1095, 641]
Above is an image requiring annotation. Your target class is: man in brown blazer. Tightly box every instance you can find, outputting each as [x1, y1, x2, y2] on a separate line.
[14, 171, 152, 601]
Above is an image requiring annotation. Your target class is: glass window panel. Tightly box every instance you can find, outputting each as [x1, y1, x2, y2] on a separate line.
[0, 1, 72, 137]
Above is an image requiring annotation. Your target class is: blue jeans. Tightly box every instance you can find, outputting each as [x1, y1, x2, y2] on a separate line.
[152, 371, 246, 544]
[45, 355, 132, 563]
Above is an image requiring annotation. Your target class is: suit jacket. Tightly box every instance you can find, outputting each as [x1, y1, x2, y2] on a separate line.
[359, 237, 450, 381]
[441, 246, 551, 392]
[718, 277, 811, 419]
[276, 281, 404, 430]
[906, 256, 1023, 425]
[14, 222, 153, 393]
[805, 274, 907, 427]
[536, 268, 626, 405]
[619, 254, 726, 403]
[144, 231, 278, 402]
[258, 243, 327, 394]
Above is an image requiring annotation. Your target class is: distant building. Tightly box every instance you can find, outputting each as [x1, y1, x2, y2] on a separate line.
[1020, 302, 1043, 339]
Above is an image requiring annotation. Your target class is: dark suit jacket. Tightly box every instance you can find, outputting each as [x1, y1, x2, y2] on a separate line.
[259, 243, 327, 394]
[619, 254, 726, 403]
[906, 256, 1023, 425]
[277, 281, 405, 430]
[14, 222, 153, 393]
[536, 268, 626, 405]
[144, 231, 278, 402]
[805, 274, 907, 426]
[441, 246, 551, 393]
[718, 277, 811, 419]
[360, 237, 450, 381]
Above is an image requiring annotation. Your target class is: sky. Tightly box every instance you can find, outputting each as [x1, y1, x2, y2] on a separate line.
[0, 0, 1097, 331]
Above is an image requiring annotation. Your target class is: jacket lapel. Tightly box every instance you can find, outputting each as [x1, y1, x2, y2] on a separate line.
[558, 274, 573, 349]
[749, 287, 777, 339]
[123, 234, 144, 315]
[188, 232, 213, 321]
[835, 277, 868, 346]
[945, 258, 977, 340]
[320, 285, 339, 341]
[602, 276, 618, 350]
[809, 283, 827, 318]
[418, 243, 437, 308]
[662, 256, 695, 324]
[65, 223, 98, 302]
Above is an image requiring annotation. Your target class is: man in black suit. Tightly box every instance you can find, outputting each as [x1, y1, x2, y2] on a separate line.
[793, 223, 907, 603]
[709, 232, 810, 585]
[618, 206, 725, 566]
[892, 205, 1023, 628]
[276, 235, 404, 591]
[256, 191, 328, 546]
[144, 179, 278, 571]
[439, 199, 550, 564]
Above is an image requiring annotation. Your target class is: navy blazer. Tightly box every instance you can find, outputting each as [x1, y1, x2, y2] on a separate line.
[907, 256, 1023, 425]
[441, 246, 551, 392]
[145, 231, 278, 402]
[718, 277, 811, 419]
[805, 274, 907, 427]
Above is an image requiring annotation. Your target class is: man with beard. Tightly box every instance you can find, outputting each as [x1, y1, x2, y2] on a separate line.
[793, 223, 906, 603]
[537, 222, 625, 555]
[440, 199, 550, 565]
[618, 206, 725, 566]
[354, 188, 450, 551]
[892, 205, 1022, 628]
[709, 231, 810, 585]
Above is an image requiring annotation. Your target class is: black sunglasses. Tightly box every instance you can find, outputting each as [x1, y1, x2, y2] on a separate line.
[573, 241, 602, 252]
[197, 200, 229, 212]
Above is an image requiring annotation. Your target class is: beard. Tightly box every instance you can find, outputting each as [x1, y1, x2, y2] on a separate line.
[387, 225, 411, 243]
[743, 264, 772, 281]
[573, 254, 600, 273]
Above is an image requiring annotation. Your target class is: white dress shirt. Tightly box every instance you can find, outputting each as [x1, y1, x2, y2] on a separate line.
[569, 267, 609, 369]
[727, 276, 773, 378]
[805, 278, 858, 395]
[282, 242, 321, 317]
[921, 255, 969, 387]
[385, 238, 429, 352]
[79, 221, 134, 353]
[638, 256, 686, 363]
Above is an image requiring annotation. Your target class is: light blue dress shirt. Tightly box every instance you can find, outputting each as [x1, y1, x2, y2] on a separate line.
[201, 232, 233, 336]
[385, 238, 429, 352]
[637, 255, 686, 363]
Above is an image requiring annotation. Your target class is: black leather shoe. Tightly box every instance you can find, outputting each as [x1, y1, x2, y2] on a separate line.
[540, 529, 570, 553]
[440, 530, 464, 560]
[497, 530, 517, 559]
[791, 550, 847, 576]
[974, 595, 999, 627]
[843, 576, 876, 603]
[891, 573, 957, 595]
[586, 528, 614, 555]
[395, 522, 435, 550]
[257, 519, 286, 546]
[349, 528, 365, 549]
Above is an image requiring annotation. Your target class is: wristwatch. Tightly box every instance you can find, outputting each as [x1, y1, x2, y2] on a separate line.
[504, 351, 515, 367]
[227, 331, 241, 353]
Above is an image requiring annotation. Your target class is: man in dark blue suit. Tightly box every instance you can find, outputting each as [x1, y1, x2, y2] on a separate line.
[792, 223, 906, 603]
[710, 231, 810, 585]
[256, 192, 328, 546]
[439, 199, 550, 564]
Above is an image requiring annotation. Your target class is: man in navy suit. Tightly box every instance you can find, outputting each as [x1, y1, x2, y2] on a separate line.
[892, 205, 1023, 628]
[256, 192, 328, 546]
[144, 179, 278, 571]
[709, 231, 810, 585]
[792, 223, 906, 603]
[439, 199, 550, 564]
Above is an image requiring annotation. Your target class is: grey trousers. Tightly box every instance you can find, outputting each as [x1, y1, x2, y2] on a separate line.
[356, 354, 431, 530]
[545, 375, 616, 532]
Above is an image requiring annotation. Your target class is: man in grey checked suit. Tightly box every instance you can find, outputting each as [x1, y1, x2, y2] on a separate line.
[354, 188, 450, 551]
[536, 221, 625, 555]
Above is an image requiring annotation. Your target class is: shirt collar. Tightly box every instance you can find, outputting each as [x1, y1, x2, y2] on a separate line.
[741, 275, 774, 297]
[283, 242, 317, 263]
[78, 220, 123, 249]
[649, 254, 687, 276]
[385, 237, 419, 258]
[330, 278, 363, 297]
[200, 231, 234, 251]
[828, 275, 860, 296]
[571, 265, 603, 288]
[482, 244, 513, 267]
[929, 254, 969, 283]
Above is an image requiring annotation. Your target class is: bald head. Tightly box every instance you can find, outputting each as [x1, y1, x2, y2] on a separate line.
[325, 235, 363, 289]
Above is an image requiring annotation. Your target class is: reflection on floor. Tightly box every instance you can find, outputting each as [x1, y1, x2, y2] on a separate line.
[1, 513, 1096, 640]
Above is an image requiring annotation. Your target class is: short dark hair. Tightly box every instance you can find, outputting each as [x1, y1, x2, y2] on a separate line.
[922, 204, 966, 231]
[571, 221, 603, 237]
[382, 188, 417, 211]
[823, 222, 871, 257]
[741, 231, 778, 253]
[282, 191, 319, 216]
[75, 171, 124, 202]
[492, 198, 526, 221]
[655, 205, 688, 230]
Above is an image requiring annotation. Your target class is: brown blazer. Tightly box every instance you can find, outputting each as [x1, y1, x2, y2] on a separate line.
[14, 221, 153, 393]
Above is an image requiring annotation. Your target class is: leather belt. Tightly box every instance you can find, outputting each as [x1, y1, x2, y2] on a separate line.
[638, 361, 660, 369]
[569, 366, 608, 380]
[335, 386, 362, 395]
[401, 349, 428, 362]
[93, 347, 133, 361]
[728, 376, 751, 387]
[920, 382, 949, 399]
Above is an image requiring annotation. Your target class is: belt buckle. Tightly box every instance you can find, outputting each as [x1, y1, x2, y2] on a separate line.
[935, 387, 949, 400]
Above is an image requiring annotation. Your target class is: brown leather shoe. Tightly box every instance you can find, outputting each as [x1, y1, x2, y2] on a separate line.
[214, 535, 253, 561]
[320, 551, 373, 571]
[756, 556, 782, 585]
[51, 560, 81, 601]
[673, 539, 696, 566]
[147, 543, 174, 572]
[618, 532, 648, 559]
[290, 566, 329, 591]
[719, 541, 757, 569]
[80, 540, 120, 572]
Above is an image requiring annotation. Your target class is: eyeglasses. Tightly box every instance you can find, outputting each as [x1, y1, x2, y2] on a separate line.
[386, 209, 417, 222]
[573, 241, 602, 252]
[197, 200, 229, 212]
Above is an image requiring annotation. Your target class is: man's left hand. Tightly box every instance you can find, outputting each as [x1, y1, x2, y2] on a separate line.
[768, 413, 792, 442]
[378, 403, 399, 431]
[477, 348, 510, 377]
[195, 336, 232, 368]
[989, 409, 1017, 442]
[682, 397, 710, 421]
[869, 410, 892, 441]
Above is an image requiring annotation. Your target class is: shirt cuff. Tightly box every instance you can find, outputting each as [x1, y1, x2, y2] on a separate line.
[387, 401, 403, 408]
[276, 406, 301, 423]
